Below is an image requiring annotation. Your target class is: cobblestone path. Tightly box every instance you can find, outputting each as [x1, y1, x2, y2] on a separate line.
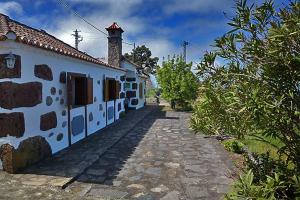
[0, 106, 236, 200]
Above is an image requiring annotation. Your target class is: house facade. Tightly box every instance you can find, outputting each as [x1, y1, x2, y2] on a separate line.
[0, 14, 147, 173]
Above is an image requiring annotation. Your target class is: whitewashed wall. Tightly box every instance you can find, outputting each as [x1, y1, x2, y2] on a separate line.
[120, 60, 146, 109]
[0, 40, 125, 154]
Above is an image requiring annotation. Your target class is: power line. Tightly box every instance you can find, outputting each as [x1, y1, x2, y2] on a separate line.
[57, 0, 108, 36]
[56, 0, 134, 46]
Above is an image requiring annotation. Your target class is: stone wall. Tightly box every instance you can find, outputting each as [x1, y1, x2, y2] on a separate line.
[0, 113, 25, 138]
[0, 43, 126, 173]
[0, 82, 42, 110]
[0, 136, 52, 173]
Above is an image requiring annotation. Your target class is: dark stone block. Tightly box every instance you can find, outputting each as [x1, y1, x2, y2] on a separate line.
[50, 87, 56, 95]
[40, 111, 57, 131]
[126, 77, 136, 82]
[0, 82, 42, 110]
[0, 136, 52, 173]
[120, 76, 125, 81]
[126, 91, 136, 98]
[118, 102, 122, 111]
[71, 115, 84, 136]
[120, 92, 125, 99]
[46, 96, 53, 106]
[34, 64, 53, 81]
[89, 112, 93, 122]
[131, 99, 139, 106]
[0, 54, 21, 79]
[132, 83, 137, 90]
[108, 106, 114, 120]
[59, 72, 66, 83]
[60, 98, 64, 105]
[48, 132, 54, 138]
[99, 104, 103, 111]
[62, 121, 67, 128]
[59, 89, 63, 95]
[62, 110, 66, 116]
[56, 133, 63, 141]
[97, 121, 100, 126]
[0, 112, 24, 138]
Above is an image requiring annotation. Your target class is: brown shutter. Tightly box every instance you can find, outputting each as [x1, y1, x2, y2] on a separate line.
[105, 79, 110, 102]
[115, 81, 120, 99]
[67, 74, 73, 106]
[139, 83, 143, 98]
[86, 77, 93, 104]
[103, 79, 106, 101]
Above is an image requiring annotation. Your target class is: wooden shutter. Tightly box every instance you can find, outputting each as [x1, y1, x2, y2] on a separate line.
[86, 77, 93, 104]
[103, 79, 106, 101]
[105, 79, 110, 102]
[67, 74, 73, 106]
[115, 81, 120, 99]
[139, 83, 143, 98]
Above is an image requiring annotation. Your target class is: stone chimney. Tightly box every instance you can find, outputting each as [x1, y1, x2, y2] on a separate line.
[106, 22, 124, 68]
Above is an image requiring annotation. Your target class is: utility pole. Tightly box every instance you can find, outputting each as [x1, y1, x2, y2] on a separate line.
[182, 41, 189, 63]
[133, 42, 136, 62]
[72, 29, 83, 49]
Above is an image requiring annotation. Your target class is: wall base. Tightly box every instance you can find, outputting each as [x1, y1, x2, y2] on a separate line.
[0, 136, 52, 173]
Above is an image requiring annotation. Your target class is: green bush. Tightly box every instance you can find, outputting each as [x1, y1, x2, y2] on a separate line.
[223, 139, 245, 154]
[245, 152, 291, 183]
[192, 0, 300, 172]
[156, 58, 199, 109]
[191, 1, 300, 198]
[146, 88, 158, 98]
[226, 170, 285, 200]
[119, 111, 126, 118]
[225, 170, 300, 200]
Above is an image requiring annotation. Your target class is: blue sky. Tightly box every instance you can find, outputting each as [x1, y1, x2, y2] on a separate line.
[0, 0, 287, 65]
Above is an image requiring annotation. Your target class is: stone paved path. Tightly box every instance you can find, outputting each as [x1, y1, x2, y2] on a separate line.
[66, 108, 236, 199]
[0, 106, 236, 200]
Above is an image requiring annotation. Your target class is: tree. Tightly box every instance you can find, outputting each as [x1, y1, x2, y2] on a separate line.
[156, 58, 199, 108]
[124, 45, 159, 74]
[191, 0, 300, 172]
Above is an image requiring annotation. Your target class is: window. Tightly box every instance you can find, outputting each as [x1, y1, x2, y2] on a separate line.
[125, 83, 131, 89]
[67, 74, 93, 107]
[103, 78, 120, 102]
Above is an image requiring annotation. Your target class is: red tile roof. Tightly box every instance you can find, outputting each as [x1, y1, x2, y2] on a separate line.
[106, 22, 124, 33]
[0, 13, 125, 72]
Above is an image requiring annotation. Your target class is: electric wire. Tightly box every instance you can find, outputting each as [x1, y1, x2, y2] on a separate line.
[56, 0, 134, 46]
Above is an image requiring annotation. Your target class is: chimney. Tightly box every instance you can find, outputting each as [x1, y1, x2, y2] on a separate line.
[106, 22, 124, 68]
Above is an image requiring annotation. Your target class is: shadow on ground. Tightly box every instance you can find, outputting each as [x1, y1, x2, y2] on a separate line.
[76, 105, 176, 185]
[19, 105, 171, 187]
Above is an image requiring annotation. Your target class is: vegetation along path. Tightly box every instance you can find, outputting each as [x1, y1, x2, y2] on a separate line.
[0, 105, 236, 200]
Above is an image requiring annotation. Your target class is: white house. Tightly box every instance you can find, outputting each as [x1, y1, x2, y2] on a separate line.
[0, 14, 147, 173]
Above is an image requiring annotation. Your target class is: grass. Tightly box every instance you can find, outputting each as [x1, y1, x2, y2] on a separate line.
[238, 134, 284, 160]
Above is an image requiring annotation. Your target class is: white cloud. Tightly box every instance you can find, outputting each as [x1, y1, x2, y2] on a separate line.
[67, 0, 142, 17]
[164, 0, 232, 15]
[47, 3, 145, 59]
[0, 1, 23, 15]
[27, 0, 222, 67]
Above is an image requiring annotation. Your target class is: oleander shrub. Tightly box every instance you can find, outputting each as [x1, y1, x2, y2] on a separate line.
[191, 0, 300, 172]
[191, 0, 300, 198]
[223, 139, 245, 154]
